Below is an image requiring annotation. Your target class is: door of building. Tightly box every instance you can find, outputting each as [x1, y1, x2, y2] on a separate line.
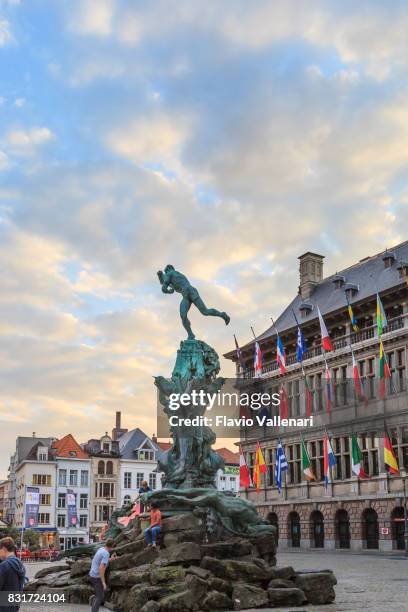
[336, 510, 350, 549]
[363, 509, 379, 549]
[311, 511, 324, 548]
[289, 512, 300, 547]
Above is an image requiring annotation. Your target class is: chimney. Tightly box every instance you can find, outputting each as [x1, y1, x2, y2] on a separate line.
[112, 411, 128, 441]
[298, 252, 324, 299]
[152, 434, 157, 444]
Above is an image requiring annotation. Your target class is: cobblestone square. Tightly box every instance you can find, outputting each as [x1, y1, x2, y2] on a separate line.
[20, 550, 408, 612]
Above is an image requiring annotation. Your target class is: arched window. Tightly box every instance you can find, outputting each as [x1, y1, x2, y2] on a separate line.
[267, 512, 279, 543]
[106, 461, 113, 475]
[335, 509, 350, 549]
[97, 460, 105, 475]
[310, 510, 324, 548]
[362, 508, 379, 550]
[288, 511, 300, 548]
[391, 507, 405, 550]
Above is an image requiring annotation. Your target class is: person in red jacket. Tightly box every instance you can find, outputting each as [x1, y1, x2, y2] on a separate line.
[144, 501, 162, 547]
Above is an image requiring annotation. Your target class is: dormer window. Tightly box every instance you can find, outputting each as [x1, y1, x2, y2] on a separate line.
[299, 302, 313, 318]
[344, 283, 359, 299]
[102, 443, 110, 453]
[332, 274, 345, 289]
[382, 251, 396, 269]
[69, 451, 77, 457]
[37, 447, 48, 461]
[397, 261, 408, 279]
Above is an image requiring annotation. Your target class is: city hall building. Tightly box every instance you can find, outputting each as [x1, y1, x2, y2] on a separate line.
[225, 242, 408, 552]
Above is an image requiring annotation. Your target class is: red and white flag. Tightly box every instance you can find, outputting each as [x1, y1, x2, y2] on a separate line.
[239, 447, 251, 488]
[317, 305, 334, 351]
[254, 341, 263, 377]
[279, 382, 289, 419]
[352, 351, 368, 406]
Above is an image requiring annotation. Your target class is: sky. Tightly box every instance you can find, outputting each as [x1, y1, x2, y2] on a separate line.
[1, 0, 408, 477]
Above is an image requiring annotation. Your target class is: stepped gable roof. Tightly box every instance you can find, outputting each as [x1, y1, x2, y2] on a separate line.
[215, 447, 239, 465]
[52, 434, 89, 459]
[119, 428, 159, 460]
[226, 240, 408, 357]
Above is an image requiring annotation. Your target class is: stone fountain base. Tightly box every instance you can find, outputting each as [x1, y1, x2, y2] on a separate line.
[26, 510, 336, 611]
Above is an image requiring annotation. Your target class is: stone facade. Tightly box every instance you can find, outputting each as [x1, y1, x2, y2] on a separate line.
[225, 243, 408, 553]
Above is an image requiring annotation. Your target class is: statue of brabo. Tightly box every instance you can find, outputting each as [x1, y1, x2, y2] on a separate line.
[157, 265, 230, 339]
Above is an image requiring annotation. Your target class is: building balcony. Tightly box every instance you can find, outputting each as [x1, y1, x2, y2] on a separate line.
[93, 473, 117, 480]
[241, 313, 407, 379]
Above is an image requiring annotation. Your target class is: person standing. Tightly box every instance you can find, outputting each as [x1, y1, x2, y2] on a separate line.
[89, 539, 114, 612]
[0, 537, 26, 612]
[144, 501, 162, 547]
[138, 480, 151, 512]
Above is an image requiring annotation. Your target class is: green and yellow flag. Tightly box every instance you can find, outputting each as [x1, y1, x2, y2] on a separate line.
[379, 340, 391, 399]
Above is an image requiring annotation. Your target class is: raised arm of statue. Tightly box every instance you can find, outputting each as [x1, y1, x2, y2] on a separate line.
[157, 270, 174, 294]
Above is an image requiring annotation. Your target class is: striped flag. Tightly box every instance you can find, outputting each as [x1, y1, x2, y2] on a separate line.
[276, 334, 286, 374]
[239, 447, 251, 488]
[384, 430, 399, 475]
[279, 382, 289, 420]
[253, 442, 267, 493]
[346, 296, 359, 333]
[379, 340, 391, 399]
[352, 350, 368, 406]
[254, 341, 263, 378]
[317, 305, 334, 351]
[275, 440, 288, 494]
[351, 434, 369, 478]
[323, 432, 337, 490]
[234, 334, 245, 369]
[324, 362, 333, 413]
[301, 437, 316, 481]
[376, 293, 388, 336]
[303, 372, 313, 417]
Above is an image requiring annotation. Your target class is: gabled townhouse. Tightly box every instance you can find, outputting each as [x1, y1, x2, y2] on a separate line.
[52, 434, 91, 550]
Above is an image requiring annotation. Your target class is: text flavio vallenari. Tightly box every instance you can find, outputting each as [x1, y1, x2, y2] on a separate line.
[169, 415, 314, 428]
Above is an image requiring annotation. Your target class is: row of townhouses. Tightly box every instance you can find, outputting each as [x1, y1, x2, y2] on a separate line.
[2, 412, 239, 550]
[225, 241, 408, 552]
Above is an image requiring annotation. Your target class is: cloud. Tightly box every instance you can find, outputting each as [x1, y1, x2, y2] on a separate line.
[67, 0, 115, 36]
[4, 126, 55, 155]
[0, 18, 12, 46]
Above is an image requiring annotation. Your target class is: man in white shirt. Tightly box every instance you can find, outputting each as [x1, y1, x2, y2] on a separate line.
[89, 538, 114, 612]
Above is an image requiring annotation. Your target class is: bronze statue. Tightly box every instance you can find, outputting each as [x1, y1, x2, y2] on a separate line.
[157, 265, 230, 339]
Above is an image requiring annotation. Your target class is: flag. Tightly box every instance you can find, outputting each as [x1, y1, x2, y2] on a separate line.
[352, 351, 368, 406]
[324, 362, 333, 413]
[323, 432, 337, 489]
[276, 334, 286, 374]
[384, 431, 399, 475]
[301, 437, 316, 481]
[239, 447, 251, 488]
[303, 373, 313, 417]
[254, 341, 263, 378]
[296, 324, 307, 362]
[275, 441, 288, 494]
[234, 334, 245, 369]
[346, 296, 359, 333]
[279, 382, 289, 419]
[253, 442, 267, 493]
[351, 435, 368, 478]
[293, 309, 307, 362]
[376, 293, 388, 336]
[379, 340, 391, 399]
[317, 305, 334, 351]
